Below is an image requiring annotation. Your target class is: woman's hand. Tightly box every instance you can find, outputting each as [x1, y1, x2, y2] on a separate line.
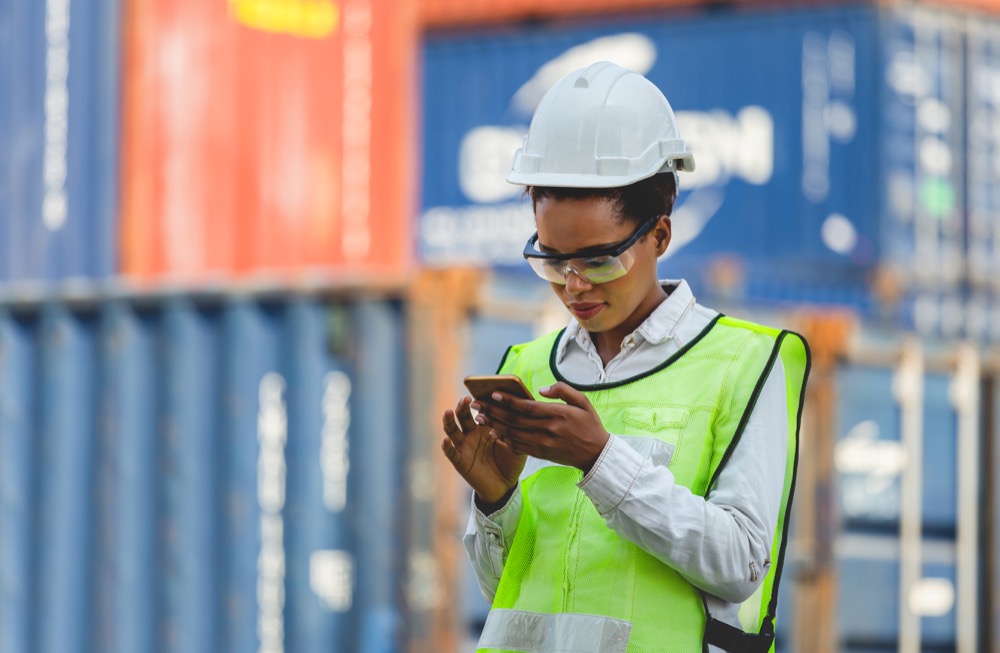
[441, 395, 526, 504]
[472, 382, 610, 473]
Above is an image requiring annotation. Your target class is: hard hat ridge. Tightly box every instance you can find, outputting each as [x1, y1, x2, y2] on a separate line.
[507, 61, 695, 189]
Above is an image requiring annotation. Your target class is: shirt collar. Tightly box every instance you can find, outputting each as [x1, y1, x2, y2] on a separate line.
[555, 279, 697, 363]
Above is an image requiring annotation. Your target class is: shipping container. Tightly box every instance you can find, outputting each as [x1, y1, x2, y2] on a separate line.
[418, 0, 1000, 29]
[419, 4, 988, 337]
[0, 290, 406, 653]
[0, 0, 121, 284]
[966, 18, 1000, 324]
[119, 0, 418, 283]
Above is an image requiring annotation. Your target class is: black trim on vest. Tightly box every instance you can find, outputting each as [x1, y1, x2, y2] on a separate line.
[760, 331, 811, 640]
[704, 615, 775, 653]
[546, 313, 724, 391]
[705, 330, 785, 492]
[495, 345, 515, 375]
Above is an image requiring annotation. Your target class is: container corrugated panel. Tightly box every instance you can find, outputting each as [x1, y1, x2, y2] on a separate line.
[0, 294, 405, 653]
[420, 4, 968, 313]
[878, 10, 970, 341]
[824, 350, 981, 651]
[966, 19, 1000, 343]
[0, 0, 121, 285]
[834, 365, 957, 533]
[119, 0, 417, 283]
[836, 535, 957, 647]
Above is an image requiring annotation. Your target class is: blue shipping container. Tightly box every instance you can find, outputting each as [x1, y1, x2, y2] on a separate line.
[420, 4, 965, 314]
[0, 293, 406, 653]
[837, 534, 957, 647]
[0, 0, 120, 284]
[834, 364, 958, 533]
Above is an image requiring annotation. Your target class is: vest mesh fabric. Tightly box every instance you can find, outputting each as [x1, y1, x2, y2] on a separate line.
[480, 316, 808, 653]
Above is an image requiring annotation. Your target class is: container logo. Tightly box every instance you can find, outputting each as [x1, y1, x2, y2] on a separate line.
[228, 0, 339, 39]
[835, 419, 906, 520]
[421, 33, 776, 265]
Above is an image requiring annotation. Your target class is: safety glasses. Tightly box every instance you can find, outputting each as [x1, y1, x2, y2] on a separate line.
[522, 218, 657, 285]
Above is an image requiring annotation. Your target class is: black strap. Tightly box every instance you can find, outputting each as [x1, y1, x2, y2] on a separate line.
[704, 617, 774, 653]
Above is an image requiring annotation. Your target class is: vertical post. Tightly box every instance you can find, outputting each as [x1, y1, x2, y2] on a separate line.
[406, 269, 483, 653]
[791, 311, 854, 653]
[949, 344, 980, 653]
[894, 338, 924, 653]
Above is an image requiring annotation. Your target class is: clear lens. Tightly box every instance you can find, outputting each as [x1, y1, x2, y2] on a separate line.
[527, 250, 634, 285]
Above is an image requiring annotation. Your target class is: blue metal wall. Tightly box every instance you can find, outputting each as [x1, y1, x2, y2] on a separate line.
[420, 4, 970, 316]
[0, 0, 120, 284]
[0, 294, 406, 653]
[832, 362, 962, 649]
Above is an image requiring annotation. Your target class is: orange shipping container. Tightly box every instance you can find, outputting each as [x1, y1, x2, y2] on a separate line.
[120, 0, 417, 283]
[419, 0, 1000, 28]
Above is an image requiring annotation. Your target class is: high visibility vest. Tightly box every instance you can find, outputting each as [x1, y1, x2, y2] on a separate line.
[478, 315, 810, 653]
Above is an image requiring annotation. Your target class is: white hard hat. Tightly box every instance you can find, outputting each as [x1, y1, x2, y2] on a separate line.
[507, 61, 695, 188]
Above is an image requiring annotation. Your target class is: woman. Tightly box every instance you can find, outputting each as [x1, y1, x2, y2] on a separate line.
[441, 62, 809, 653]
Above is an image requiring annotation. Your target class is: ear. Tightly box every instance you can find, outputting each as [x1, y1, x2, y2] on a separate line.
[654, 216, 671, 256]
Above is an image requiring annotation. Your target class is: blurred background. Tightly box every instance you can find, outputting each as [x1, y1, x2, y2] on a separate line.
[1, 0, 999, 652]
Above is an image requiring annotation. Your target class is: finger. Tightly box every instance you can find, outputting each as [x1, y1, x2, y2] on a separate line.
[490, 424, 545, 458]
[490, 391, 549, 418]
[538, 382, 593, 410]
[455, 396, 479, 433]
[442, 409, 467, 447]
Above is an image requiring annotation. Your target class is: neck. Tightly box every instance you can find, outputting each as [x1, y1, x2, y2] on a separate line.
[590, 285, 668, 365]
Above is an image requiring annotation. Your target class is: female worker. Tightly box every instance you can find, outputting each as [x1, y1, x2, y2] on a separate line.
[441, 62, 810, 653]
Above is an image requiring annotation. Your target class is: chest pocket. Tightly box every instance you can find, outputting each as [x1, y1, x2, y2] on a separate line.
[620, 405, 690, 466]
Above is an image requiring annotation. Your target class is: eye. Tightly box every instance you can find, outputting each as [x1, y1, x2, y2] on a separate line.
[579, 256, 614, 269]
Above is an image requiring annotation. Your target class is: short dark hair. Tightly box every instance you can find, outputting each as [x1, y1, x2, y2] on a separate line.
[526, 173, 678, 227]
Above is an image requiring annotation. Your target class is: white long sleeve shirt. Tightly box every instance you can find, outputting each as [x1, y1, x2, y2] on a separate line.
[464, 280, 789, 649]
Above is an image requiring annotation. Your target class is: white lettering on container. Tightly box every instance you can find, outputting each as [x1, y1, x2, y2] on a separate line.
[257, 373, 288, 653]
[341, 0, 373, 259]
[43, 0, 71, 231]
[321, 371, 351, 512]
[310, 550, 354, 611]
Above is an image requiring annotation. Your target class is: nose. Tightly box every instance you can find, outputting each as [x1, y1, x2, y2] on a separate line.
[563, 269, 593, 295]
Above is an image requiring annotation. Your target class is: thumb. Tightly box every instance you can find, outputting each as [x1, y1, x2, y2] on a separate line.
[538, 382, 592, 410]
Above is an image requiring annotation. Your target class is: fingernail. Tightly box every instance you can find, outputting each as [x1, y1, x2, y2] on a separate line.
[474, 415, 486, 425]
[539, 386, 550, 393]
[470, 401, 481, 411]
[491, 392, 503, 401]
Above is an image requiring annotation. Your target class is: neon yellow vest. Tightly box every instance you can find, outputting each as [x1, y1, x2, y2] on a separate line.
[478, 316, 810, 653]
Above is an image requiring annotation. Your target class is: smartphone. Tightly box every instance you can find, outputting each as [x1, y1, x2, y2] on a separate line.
[463, 374, 534, 402]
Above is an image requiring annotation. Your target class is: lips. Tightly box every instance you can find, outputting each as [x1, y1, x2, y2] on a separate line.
[569, 302, 605, 321]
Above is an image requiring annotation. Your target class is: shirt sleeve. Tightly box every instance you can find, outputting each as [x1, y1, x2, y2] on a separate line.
[462, 485, 523, 603]
[578, 357, 789, 603]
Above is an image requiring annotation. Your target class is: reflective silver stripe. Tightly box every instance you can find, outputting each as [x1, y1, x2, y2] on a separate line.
[478, 609, 631, 653]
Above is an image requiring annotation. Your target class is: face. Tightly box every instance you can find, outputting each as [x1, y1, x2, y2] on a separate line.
[534, 195, 670, 339]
